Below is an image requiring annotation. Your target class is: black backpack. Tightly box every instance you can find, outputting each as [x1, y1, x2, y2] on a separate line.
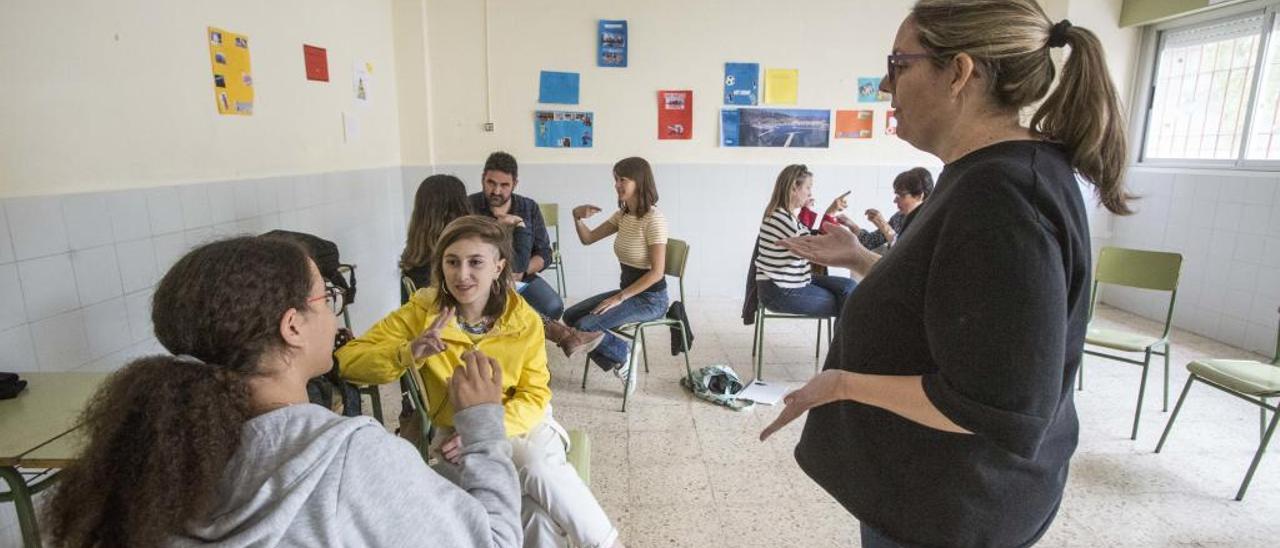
[261, 230, 357, 304]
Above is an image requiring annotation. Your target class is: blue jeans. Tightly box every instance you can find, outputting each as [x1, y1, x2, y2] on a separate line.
[860, 524, 906, 548]
[564, 289, 668, 371]
[520, 276, 565, 320]
[757, 275, 856, 317]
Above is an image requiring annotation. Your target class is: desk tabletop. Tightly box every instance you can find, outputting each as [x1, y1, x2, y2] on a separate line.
[0, 372, 109, 466]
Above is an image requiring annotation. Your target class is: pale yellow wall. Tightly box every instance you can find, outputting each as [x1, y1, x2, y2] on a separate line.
[423, 0, 937, 166]
[0, 0, 403, 198]
[393, 0, 434, 166]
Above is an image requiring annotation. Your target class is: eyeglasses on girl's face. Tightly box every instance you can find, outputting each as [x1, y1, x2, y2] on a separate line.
[306, 286, 346, 316]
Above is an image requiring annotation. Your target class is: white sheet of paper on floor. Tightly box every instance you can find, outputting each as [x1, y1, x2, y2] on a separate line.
[735, 380, 789, 405]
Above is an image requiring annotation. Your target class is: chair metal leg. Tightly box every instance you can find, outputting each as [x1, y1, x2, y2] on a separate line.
[754, 310, 766, 382]
[1262, 399, 1269, 441]
[1155, 375, 1197, 453]
[581, 354, 591, 390]
[1236, 406, 1280, 500]
[814, 319, 823, 374]
[639, 328, 651, 373]
[678, 320, 694, 383]
[368, 386, 384, 424]
[1078, 359, 1084, 391]
[0, 466, 42, 548]
[1132, 349, 1153, 440]
[1163, 344, 1171, 412]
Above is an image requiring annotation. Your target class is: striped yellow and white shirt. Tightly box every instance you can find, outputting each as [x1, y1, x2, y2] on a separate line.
[606, 208, 668, 268]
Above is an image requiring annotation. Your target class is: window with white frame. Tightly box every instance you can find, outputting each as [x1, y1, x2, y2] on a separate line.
[1142, 12, 1267, 162]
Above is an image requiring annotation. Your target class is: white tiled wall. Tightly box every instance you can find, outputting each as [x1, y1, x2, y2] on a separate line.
[1101, 168, 1280, 356]
[0, 167, 407, 375]
[0, 166, 407, 540]
[411, 162, 940, 300]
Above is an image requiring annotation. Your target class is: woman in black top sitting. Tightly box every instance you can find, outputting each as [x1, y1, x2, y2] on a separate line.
[400, 175, 473, 303]
[760, 1, 1132, 546]
[836, 167, 933, 252]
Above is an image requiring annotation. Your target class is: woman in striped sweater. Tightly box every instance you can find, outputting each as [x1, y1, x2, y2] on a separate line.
[755, 164, 856, 317]
[563, 157, 670, 395]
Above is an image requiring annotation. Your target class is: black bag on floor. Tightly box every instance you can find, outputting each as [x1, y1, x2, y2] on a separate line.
[261, 230, 357, 304]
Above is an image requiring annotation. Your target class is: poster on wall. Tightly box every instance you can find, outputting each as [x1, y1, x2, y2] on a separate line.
[304, 45, 329, 82]
[764, 68, 799, 105]
[885, 109, 898, 135]
[657, 90, 693, 140]
[207, 27, 253, 115]
[724, 62, 759, 105]
[353, 61, 373, 106]
[598, 20, 628, 67]
[835, 110, 874, 139]
[535, 111, 594, 148]
[538, 71, 580, 104]
[738, 108, 830, 148]
[858, 77, 891, 102]
[720, 109, 740, 147]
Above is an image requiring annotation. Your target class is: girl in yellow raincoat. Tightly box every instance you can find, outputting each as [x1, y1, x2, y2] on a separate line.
[337, 216, 622, 548]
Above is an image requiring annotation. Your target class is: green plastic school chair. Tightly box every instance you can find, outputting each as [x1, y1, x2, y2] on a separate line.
[1155, 306, 1280, 500]
[1080, 246, 1183, 440]
[752, 303, 834, 382]
[581, 239, 695, 412]
[539, 203, 568, 297]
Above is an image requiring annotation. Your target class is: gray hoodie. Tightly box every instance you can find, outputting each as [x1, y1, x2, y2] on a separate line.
[169, 403, 521, 547]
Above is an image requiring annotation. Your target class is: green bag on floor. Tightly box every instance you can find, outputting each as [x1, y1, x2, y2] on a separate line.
[681, 364, 753, 411]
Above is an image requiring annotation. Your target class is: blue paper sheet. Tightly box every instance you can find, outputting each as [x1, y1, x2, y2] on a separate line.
[539, 71, 580, 105]
[598, 20, 627, 67]
[724, 63, 759, 105]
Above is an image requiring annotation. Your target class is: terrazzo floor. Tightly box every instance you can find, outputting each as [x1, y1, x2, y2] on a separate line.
[374, 298, 1280, 547]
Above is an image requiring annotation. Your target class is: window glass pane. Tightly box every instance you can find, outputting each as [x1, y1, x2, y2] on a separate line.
[1143, 14, 1265, 161]
[1245, 15, 1280, 159]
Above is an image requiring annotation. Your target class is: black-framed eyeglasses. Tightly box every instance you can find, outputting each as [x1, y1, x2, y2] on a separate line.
[886, 52, 935, 83]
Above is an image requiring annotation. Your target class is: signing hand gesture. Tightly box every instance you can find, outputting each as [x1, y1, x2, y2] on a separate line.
[760, 370, 854, 442]
[573, 204, 603, 220]
[778, 222, 867, 270]
[440, 350, 505, 464]
[865, 208, 888, 229]
[826, 191, 851, 216]
[496, 213, 525, 228]
[449, 350, 504, 410]
[410, 306, 453, 360]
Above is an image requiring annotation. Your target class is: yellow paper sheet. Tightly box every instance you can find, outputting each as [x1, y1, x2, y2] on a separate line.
[208, 27, 254, 115]
[764, 68, 798, 105]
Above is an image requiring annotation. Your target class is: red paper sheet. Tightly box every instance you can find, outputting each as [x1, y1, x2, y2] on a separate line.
[304, 44, 328, 82]
[657, 90, 693, 140]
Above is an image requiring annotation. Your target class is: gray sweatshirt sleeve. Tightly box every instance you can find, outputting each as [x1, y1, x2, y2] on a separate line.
[338, 405, 521, 548]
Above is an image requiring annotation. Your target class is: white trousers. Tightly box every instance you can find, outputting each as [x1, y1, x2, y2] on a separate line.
[433, 407, 618, 548]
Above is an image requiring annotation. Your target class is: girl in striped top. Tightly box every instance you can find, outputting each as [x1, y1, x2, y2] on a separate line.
[563, 157, 670, 396]
[755, 165, 856, 317]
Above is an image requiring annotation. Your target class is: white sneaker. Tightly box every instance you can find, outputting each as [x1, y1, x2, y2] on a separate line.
[613, 351, 637, 396]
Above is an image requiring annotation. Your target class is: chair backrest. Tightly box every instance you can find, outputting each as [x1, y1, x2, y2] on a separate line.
[665, 238, 690, 303]
[1272, 306, 1280, 365]
[401, 275, 418, 297]
[1094, 247, 1183, 291]
[539, 202, 560, 229]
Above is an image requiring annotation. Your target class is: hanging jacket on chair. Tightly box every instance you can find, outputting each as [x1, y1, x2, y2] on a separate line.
[666, 301, 694, 355]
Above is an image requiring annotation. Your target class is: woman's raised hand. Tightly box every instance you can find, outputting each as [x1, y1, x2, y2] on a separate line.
[778, 222, 866, 269]
[410, 306, 453, 360]
[572, 205, 603, 220]
[449, 350, 504, 411]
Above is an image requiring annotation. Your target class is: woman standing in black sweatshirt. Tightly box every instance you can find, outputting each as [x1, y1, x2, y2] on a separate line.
[760, 1, 1132, 546]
